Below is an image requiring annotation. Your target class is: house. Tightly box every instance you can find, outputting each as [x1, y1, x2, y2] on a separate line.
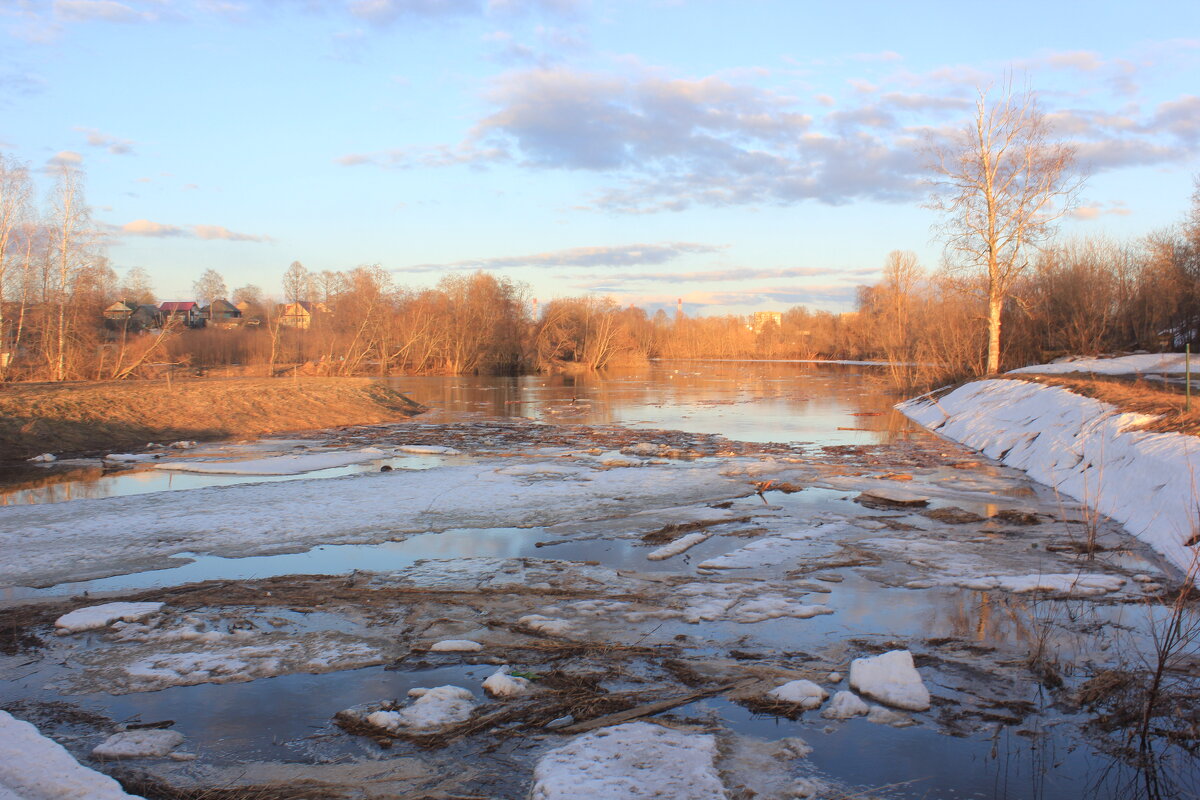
[103, 301, 136, 321]
[160, 301, 203, 327]
[278, 301, 329, 330]
[132, 304, 163, 329]
[201, 298, 242, 322]
[104, 301, 163, 332]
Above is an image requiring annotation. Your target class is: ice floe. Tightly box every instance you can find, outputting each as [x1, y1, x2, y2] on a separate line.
[848, 650, 930, 711]
[429, 639, 483, 652]
[92, 729, 184, 759]
[154, 449, 385, 475]
[531, 722, 725, 800]
[482, 667, 533, 698]
[646, 532, 710, 561]
[821, 691, 870, 719]
[363, 685, 476, 733]
[55, 602, 164, 634]
[766, 680, 828, 709]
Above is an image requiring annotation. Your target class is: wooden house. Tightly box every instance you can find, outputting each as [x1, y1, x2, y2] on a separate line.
[159, 301, 203, 328]
[278, 301, 329, 330]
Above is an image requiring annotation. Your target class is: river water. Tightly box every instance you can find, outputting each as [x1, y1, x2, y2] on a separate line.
[0, 361, 1192, 800]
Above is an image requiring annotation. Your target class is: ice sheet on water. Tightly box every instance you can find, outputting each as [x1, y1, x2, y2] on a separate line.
[154, 449, 386, 475]
[55, 602, 164, 634]
[531, 722, 725, 800]
[848, 650, 930, 711]
[92, 729, 184, 759]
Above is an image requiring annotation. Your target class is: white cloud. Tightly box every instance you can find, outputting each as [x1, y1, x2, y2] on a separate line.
[116, 219, 272, 242]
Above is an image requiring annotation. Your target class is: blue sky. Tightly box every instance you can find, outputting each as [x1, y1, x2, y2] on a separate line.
[1, 0, 1198, 316]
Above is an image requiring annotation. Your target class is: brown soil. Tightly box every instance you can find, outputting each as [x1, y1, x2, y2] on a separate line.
[0, 377, 425, 461]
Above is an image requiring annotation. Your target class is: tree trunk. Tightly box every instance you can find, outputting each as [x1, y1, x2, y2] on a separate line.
[986, 295, 1003, 374]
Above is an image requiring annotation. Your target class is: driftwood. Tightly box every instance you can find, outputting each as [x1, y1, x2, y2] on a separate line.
[557, 681, 743, 734]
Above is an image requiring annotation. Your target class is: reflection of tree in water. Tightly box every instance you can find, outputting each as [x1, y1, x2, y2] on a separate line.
[0, 465, 106, 505]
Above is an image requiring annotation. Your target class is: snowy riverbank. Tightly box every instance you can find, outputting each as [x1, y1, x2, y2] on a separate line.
[899, 372, 1200, 576]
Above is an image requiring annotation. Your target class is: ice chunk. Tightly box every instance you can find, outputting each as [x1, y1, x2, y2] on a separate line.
[531, 721, 724, 800]
[849, 650, 930, 711]
[517, 615, 573, 637]
[992, 573, 1126, 596]
[104, 453, 157, 463]
[429, 639, 483, 652]
[482, 667, 532, 698]
[397, 445, 461, 455]
[0, 711, 142, 799]
[767, 680, 828, 709]
[92, 729, 184, 759]
[55, 602, 164, 634]
[866, 705, 914, 727]
[647, 532, 711, 561]
[27, 453, 56, 462]
[363, 685, 475, 732]
[730, 596, 834, 623]
[155, 450, 383, 475]
[821, 691, 869, 719]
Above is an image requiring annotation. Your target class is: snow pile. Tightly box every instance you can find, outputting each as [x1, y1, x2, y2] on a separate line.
[92, 729, 184, 759]
[1009, 353, 1189, 376]
[482, 667, 532, 698]
[0, 711, 144, 799]
[766, 680, 828, 709]
[363, 686, 475, 733]
[821, 691, 869, 719]
[55, 602, 164, 634]
[429, 639, 483, 652]
[155, 450, 384, 475]
[848, 650, 930, 711]
[647, 532, 711, 561]
[531, 722, 725, 800]
[900, 378, 1200, 574]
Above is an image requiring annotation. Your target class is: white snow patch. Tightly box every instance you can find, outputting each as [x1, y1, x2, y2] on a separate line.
[848, 650, 930, 711]
[729, 595, 833, 623]
[0, 711, 143, 799]
[364, 685, 475, 732]
[27, 453, 56, 463]
[104, 453, 157, 463]
[429, 639, 483, 652]
[55, 602, 164, 634]
[900, 378, 1200, 574]
[155, 450, 382, 475]
[531, 721, 724, 800]
[958, 572, 1126, 596]
[821, 691, 870, 719]
[647, 532, 710, 561]
[482, 667, 532, 698]
[1009, 353, 1190, 376]
[396, 445, 461, 455]
[92, 729, 184, 759]
[767, 680, 828, 709]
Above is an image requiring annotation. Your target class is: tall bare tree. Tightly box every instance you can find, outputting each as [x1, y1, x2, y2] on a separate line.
[193, 268, 228, 314]
[47, 162, 95, 381]
[928, 84, 1082, 374]
[0, 154, 33, 365]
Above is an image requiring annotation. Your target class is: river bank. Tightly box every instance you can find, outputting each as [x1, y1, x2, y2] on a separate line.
[0, 378, 424, 462]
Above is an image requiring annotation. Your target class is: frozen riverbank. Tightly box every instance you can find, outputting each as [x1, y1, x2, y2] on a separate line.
[899, 375, 1200, 575]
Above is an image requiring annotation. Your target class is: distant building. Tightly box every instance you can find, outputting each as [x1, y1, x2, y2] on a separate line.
[278, 301, 329, 329]
[160, 301, 203, 327]
[201, 298, 242, 322]
[750, 310, 783, 333]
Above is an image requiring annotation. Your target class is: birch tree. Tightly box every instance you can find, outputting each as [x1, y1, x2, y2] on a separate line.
[0, 154, 33, 363]
[47, 162, 95, 381]
[928, 84, 1082, 374]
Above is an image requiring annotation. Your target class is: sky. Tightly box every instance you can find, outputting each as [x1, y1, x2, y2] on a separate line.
[1, 0, 1198, 317]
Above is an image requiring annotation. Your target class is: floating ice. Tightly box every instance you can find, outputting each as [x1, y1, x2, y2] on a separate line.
[55, 602, 164, 634]
[647, 532, 711, 561]
[866, 705, 914, 727]
[396, 445, 461, 455]
[155, 450, 384, 475]
[92, 729, 184, 759]
[482, 667, 532, 698]
[27, 453, 56, 462]
[767, 680, 828, 709]
[821, 691, 869, 719]
[363, 686, 475, 732]
[531, 722, 725, 800]
[429, 639, 483, 652]
[848, 650, 930, 711]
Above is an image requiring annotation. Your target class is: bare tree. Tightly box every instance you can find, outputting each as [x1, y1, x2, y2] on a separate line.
[47, 162, 96, 381]
[282, 260, 309, 303]
[927, 84, 1082, 374]
[0, 153, 33, 363]
[120, 266, 156, 304]
[193, 268, 228, 313]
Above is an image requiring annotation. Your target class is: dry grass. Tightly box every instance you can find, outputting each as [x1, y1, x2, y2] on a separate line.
[1006, 373, 1200, 436]
[0, 377, 424, 460]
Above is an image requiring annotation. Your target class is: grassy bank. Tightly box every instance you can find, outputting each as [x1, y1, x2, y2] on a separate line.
[0, 377, 425, 461]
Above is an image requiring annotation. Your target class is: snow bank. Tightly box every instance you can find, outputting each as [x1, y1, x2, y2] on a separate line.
[531, 722, 725, 800]
[363, 686, 475, 733]
[0, 711, 143, 799]
[1009, 353, 1189, 376]
[55, 602, 164, 633]
[900, 378, 1200, 574]
[848, 650, 930, 711]
[154, 450, 384, 475]
[91, 729, 183, 759]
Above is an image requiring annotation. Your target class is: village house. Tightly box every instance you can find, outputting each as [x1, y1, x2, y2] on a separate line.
[200, 299, 243, 326]
[159, 301, 203, 328]
[277, 301, 329, 330]
[103, 301, 163, 332]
